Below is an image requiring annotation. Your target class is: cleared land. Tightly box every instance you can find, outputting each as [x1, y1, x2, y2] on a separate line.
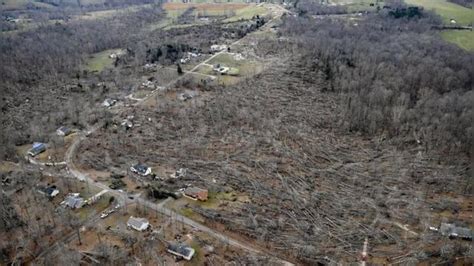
[84, 49, 122, 72]
[404, 0, 474, 25]
[441, 30, 474, 51]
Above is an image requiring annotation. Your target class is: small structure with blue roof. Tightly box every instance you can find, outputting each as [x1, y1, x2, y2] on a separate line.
[28, 142, 46, 157]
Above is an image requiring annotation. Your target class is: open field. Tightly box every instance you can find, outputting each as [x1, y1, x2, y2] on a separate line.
[0, 0, 54, 10]
[441, 30, 474, 51]
[330, 0, 386, 12]
[84, 49, 122, 72]
[404, 0, 474, 25]
[403, 0, 473, 50]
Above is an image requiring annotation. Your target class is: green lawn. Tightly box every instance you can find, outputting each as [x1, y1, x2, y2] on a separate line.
[84, 49, 122, 72]
[441, 30, 474, 51]
[404, 0, 474, 25]
[223, 5, 268, 22]
[330, 0, 386, 12]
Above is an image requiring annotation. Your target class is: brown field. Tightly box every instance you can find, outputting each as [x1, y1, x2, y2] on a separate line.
[162, 2, 249, 12]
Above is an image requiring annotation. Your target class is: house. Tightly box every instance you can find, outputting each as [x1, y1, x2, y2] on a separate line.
[127, 216, 149, 231]
[62, 193, 84, 209]
[184, 187, 208, 201]
[213, 65, 230, 75]
[130, 163, 151, 176]
[167, 243, 195, 261]
[102, 98, 117, 107]
[210, 44, 228, 52]
[56, 126, 71, 136]
[141, 80, 155, 89]
[38, 185, 59, 198]
[439, 223, 473, 240]
[109, 50, 126, 59]
[28, 142, 46, 157]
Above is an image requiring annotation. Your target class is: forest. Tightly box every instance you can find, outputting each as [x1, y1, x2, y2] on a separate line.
[286, 0, 474, 160]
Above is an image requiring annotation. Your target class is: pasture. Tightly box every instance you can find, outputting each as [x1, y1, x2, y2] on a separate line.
[404, 0, 474, 25]
[441, 30, 474, 51]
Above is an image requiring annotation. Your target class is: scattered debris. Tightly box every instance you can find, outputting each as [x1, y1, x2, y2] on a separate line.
[121, 119, 133, 130]
[170, 168, 187, 178]
[439, 223, 473, 240]
[183, 187, 208, 201]
[141, 80, 155, 89]
[233, 53, 244, 61]
[100, 209, 115, 219]
[102, 98, 117, 108]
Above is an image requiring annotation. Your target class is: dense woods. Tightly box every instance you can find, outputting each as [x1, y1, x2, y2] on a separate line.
[0, 6, 164, 160]
[281, 4, 474, 159]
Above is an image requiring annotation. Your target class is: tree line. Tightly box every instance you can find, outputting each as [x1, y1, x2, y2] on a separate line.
[280, 0, 474, 159]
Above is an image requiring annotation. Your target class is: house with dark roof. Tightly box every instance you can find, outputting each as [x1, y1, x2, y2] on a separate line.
[28, 142, 46, 157]
[184, 187, 208, 201]
[127, 216, 149, 231]
[167, 243, 195, 261]
[130, 163, 151, 176]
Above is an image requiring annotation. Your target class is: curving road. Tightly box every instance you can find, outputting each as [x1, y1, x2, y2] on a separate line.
[35, 5, 294, 265]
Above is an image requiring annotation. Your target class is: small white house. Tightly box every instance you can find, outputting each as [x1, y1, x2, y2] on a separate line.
[56, 126, 71, 136]
[210, 44, 228, 52]
[127, 216, 149, 231]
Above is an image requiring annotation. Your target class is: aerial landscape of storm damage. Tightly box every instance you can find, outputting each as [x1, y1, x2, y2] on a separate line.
[0, 0, 472, 265]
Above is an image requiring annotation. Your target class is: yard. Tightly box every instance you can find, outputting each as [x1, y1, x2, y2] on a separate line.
[84, 49, 124, 72]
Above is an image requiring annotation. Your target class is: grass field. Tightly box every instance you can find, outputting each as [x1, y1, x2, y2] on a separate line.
[84, 49, 122, 72]
[441, 30, 474, 51]
[0, 0, 54, 10]
[0, 0, 107, 10]
[330, 0, 386, 12]
[404, 0, 474, 25]
[152, 2, 266, 30]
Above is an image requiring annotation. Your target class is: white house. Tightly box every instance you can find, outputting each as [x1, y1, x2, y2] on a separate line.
[127, 216, 149, 231]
